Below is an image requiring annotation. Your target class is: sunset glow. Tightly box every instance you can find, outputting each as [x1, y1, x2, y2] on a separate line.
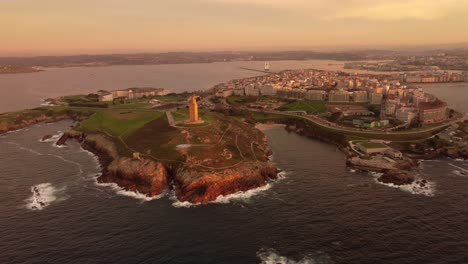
[1, 0, 468, 55]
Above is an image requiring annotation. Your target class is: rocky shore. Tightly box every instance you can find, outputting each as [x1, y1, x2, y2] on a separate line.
[281, 120, 437, 186]
[0, 108, 90, 135]
[59, 130, 278, 203]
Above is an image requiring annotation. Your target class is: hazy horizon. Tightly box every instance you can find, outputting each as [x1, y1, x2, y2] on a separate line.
[1, 0, 468, 56]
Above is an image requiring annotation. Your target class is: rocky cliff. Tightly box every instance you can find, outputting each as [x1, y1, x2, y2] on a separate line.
[174, 164, 278, 204]
[0, 108, 90, 135]
[64, 130, 170, 197]
[62, 130, 278, 203]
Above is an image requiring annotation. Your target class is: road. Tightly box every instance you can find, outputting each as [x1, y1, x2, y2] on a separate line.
[252, 109, 467, 137]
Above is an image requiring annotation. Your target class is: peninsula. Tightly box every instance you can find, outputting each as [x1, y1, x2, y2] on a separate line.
[1, 69, 467, 203]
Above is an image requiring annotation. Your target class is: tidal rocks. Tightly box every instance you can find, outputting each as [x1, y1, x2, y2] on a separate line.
[55, 133, 69, 146]
[378, 170, 415, 186]
[41, 134, 53, 141]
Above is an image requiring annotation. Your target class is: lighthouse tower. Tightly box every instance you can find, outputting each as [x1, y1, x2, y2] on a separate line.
[264, 62, 270, 72]
[189, 96, 199, 123]
[185, 95, 204, 124]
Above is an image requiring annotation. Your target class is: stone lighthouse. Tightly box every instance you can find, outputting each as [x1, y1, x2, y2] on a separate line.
[186, 95, 204, 124]
[189, 95, 199, 123]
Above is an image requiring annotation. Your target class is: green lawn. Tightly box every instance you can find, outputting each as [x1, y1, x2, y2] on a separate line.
[278, 100, 327, 114]
[153, 94, 189, 102]
[226, 95, 245, 105]
[79, 110, 163, 139]
[111, 103, 150, 109]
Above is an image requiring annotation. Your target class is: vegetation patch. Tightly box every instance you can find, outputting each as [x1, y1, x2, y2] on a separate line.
[278, 100, 327, 114]
[79, 110, 163, 139]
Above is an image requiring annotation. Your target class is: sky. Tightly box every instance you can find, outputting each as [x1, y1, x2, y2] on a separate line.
[1, 0, 468, 55]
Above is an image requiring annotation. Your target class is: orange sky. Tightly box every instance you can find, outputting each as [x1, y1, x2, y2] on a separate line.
[1, 0, 468, 55]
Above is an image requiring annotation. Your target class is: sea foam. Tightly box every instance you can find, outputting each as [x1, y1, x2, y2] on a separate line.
[257, 248, 332, 264]
[95, 181, 165, 202]
[25, 183, 66, 211]
[172, 183, 273, 208]
[371, 173, 436, 197]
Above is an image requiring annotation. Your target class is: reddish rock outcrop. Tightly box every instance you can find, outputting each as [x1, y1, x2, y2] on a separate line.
[175, 164, 278, 204]
[66, 130, 170, 197]
[57, 126, 279, 203]
[102, 158, 168, 196]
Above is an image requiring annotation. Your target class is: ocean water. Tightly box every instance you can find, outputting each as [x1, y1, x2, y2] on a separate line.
[0, 59, 389, 113]
[1, 61, 467, 263]
[1, 121, 467, 264]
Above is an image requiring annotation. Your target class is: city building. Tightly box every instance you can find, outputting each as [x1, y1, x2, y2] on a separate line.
[351, 91, 368, 103]
[357, 142, 391, 155]
[98, 91, 114, 102]
[233, 88, 245, 96]
[305, 90, 326, 101]
[260, 85, 277, 96]
[369, 92, 383, 104]
[419, 100, 448, 124]
[329, 90, 350, 103]
[215, 89, 234, 98]
[395, 107, 418, 124]
[245, 85, 260, 97]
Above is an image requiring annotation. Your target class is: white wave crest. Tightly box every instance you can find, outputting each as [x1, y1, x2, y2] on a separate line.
[172, 183, 272, 208]
[39, 131, 63, 143]
[372, 175, 436, 197]
[277, 170, 291, 179]
[4, 128, 25, 135]
[95, 181, 165, 202]
[25, 183, 66, 211]
[257, 248, 332, 264]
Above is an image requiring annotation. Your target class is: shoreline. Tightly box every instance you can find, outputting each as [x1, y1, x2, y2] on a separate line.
[62, 130, 278, 204]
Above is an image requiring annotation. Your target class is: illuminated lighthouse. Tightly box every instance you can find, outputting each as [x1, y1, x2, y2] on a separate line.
[185, 95, 204, 124]
[189, 95, 199, 123]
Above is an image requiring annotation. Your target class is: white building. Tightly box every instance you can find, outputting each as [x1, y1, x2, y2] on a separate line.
[245, 85, 260, 97]
[395, 107, 418, 123]
[370, 92, 383, 105]
[328, 90, 350, 103]
[305, 90, 326, 101]
[260, 85, 277, 96]
[233, 88, 245, 96]
[352, 91, 368, 103]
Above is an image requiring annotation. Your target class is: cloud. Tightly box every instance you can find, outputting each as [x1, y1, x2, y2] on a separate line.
[201, 0, 464, 21]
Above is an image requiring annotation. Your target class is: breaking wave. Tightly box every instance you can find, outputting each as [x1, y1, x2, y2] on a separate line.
[370, 172, 436, 197]
[257, 248, 333, 264]
[95, 181, 165, 202]
[25, 183, 67, 210]
[39, 131, 63, 143]
[172, 183, 272, 208]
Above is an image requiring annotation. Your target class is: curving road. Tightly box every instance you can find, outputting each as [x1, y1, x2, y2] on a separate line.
[252, 109, 467, 137]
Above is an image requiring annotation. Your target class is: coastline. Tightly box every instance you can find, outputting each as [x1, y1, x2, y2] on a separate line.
[56, 129, 279, 204]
